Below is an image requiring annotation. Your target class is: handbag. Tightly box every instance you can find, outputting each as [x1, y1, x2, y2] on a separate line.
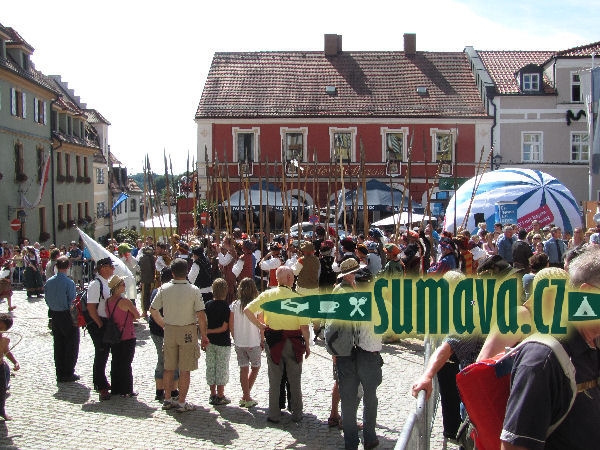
[103, 298, 127, 345]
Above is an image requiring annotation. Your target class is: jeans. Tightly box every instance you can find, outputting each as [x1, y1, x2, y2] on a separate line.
[150, 333, 179, 381]
[337, 348, 383, 450]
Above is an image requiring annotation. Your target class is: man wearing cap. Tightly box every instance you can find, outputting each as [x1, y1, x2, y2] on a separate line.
[86, 257, 115, 400]
[67, 241, 84, 289]
[292, 241, 320, 296]
[543, 227, 567, 268]
[44, 256, 80, 383]
[500, 247, 600, 450]
[244, 266, 310, 423]
[332, 258, 383, 450]
[150, 258, 209, 413]
[427, 238, 457, 275]
[258, 243, 284, 289]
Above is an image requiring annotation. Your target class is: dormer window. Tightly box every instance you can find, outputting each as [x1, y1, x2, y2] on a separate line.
[518, 64, 543, 94]
[523, 73, 539, 92]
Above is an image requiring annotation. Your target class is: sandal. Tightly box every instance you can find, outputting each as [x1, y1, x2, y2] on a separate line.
[327, 416, 340, 427]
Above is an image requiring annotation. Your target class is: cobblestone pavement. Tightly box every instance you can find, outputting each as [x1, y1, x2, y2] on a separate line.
[0, 288, 454, 450]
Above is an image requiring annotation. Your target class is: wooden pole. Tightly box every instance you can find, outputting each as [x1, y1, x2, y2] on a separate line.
[360, 139, 369, 234]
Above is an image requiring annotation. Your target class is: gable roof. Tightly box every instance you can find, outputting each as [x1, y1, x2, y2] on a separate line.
[555, 41, 600, 58]
[196, 51, 488, 120]
[476, 50, 555, 95]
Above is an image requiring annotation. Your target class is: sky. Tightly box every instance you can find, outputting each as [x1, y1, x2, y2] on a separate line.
[3, 0, 599, 175]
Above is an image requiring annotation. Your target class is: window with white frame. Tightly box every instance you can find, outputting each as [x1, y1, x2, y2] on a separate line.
[381, 127, 408, 176]
[522, 132, 542, 162]
[232, 127, 259, 175]
[571, 132, 589, 162]
[282, 128, 308, 175]
[571, 72, 582, 103]
[431, 129, 456, 174]
[130, 198, 137, 212]
[330, 128, 356, 163]
[522, 73, 539, 92]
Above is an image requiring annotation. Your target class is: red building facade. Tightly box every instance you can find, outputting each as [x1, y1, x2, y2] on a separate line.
[195, 35, 491, 232]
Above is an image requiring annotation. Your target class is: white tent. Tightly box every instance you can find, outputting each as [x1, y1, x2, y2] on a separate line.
[372, 212, 433, 227]
[140, 213, 177, 229]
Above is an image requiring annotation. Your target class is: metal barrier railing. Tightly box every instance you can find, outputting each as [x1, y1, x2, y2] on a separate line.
[395, 336, 441, 450]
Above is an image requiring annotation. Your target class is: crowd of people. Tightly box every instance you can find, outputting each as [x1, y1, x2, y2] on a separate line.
[0, 216, 598, 449]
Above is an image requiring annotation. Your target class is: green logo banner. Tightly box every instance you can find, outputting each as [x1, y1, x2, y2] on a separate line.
[568, 292, 600, 321]
[261, 292, 372, 321]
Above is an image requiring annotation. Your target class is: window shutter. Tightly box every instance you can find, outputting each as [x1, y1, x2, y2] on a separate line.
[11, 88, 16, 116]
[43, 102, 47, 125]
[22, 92, 26, 118]
[34, 97, 39, 122]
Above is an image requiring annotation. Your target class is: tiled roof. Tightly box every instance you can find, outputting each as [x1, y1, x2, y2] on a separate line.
[196, 51, 488, 119]
[128, 178, 142, 193]
[556, 41, 600, 58]
[93, 149, 107, 164]
[52, 130, 100, 149]
[45, 76, 87, 116]
[84, 109, 111, 125]
[3, 27, 34, 54]
[476, 50, 555, 95]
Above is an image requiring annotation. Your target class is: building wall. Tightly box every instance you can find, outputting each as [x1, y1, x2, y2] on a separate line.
[0, 73, 54, 243]
[197, 118, 492, 227]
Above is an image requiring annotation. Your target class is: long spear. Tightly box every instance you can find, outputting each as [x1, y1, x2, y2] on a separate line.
[326, 153, 333, 238]
[146, 156, 157, 242]
[462, 146, 491, 231]
[360, 139, 368, 233]
[164, 149, 173, 237]
[281, 149, 290, 242]
[216, 154, 228, 236]
[265, 157, 271, 237]
[421, 131, 429, 229]
[340, 153, 348, 236]
[169, 156, 177, 236]
[224, 152, 233, 235]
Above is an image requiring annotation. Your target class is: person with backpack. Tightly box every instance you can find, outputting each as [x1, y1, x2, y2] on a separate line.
[86, 257, 115, 401]
[499, 247, 600, 450]
[44, 256, 79, 383]
[188, 246, 214, 303]
[326, 258, 383, 450]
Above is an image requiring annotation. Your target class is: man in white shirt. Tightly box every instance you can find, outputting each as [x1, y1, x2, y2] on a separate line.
[86, 257, 114, 401]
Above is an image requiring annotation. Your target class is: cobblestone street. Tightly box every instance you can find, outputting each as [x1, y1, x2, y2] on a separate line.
[0, 288, 451, 449]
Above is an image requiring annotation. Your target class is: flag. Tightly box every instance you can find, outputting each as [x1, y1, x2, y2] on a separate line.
[112, 192, 129, 211]
[76, 227, 137, 300]
[20, 152, 51, 209]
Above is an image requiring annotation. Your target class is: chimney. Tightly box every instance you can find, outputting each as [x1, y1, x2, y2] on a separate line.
[404, 33, 416, 56]
[324, 34, 342, 56]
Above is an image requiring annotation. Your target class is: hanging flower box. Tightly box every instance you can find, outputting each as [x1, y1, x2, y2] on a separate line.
[76, 176, 84, 183]
[15, 173, 28, 183]
[58, 221, 67, 230]
[66, 175, 75, 183]
[57, 174, 66, 183]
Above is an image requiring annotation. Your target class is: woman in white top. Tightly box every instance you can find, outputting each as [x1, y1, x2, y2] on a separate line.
[229, 277, 263, 408]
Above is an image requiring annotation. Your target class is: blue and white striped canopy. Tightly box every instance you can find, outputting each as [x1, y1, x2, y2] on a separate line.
[444, 168, 582, 234]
